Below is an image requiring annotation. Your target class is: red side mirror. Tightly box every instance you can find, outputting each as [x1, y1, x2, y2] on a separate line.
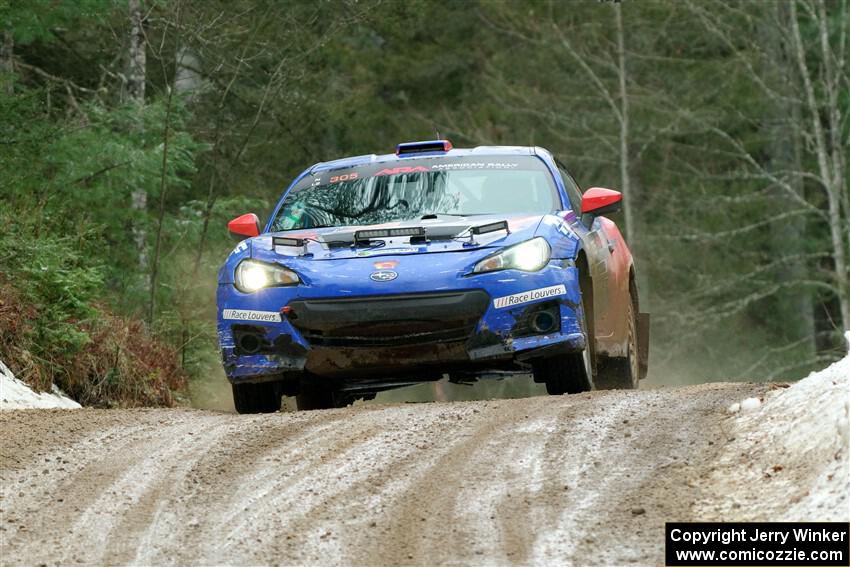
[228, 213, 261, 239]
[581, 187, 622, 215]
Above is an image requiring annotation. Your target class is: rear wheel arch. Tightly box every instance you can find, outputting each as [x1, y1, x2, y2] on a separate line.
[628, 265, 639, 311]
[628, 264, 650, 381]
[594, 264, 641, 390]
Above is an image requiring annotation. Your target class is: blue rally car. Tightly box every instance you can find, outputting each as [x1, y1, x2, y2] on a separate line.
[219, 140, 649, 413]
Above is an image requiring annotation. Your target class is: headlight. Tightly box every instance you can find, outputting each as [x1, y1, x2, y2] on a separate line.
[234, 259, 300, 293]
[472, 237, 551, 274]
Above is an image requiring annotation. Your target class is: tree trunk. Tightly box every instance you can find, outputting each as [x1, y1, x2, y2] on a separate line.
[1, 30, 13, 95]
[127, 0, 146, 102]
[1, 31, 11, 70]
[790, 1, 849, 333]
[128, 0, 148, 274]
[174, 46, 202, 97]
[763, 2, 816, 355]
[148, 83, 173, 325]
[614, 2, 634, 247]
[148, 1, 183, 325]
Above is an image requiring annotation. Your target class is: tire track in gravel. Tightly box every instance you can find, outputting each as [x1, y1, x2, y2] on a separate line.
[194, 410, 388, 566]
[101, 416, 245, 566]
[527, 392, 667, 566]
[218, 416, 407, 564]
[565, 383, 773, 567]
[506, 396, 629, 565]
[194, 403, 495, 566]
[38, 415, 228, 566]
[295, 402, 515, 566]
[0, 411, 198, 564]
[345, 397, 559, 566]
[0, 383, 774, 567]
[354, 394, 626, 566]
[127, 413, 333, 565]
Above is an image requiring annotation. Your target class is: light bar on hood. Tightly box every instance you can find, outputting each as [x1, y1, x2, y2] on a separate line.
[395, 140, 453, 156]
[273, 237, 306, 247]
[354, 226, 426, 242]
[470, 220, 510, 236]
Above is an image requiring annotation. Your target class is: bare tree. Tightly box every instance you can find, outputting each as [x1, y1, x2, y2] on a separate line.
[147, 66, 175, 326]
[550, 6, 635, 244]
[789, 0, 849, 332]
[614, 2, 634, 246]
[763, 1, 815, 355]
[126, 0, 146, 102]
[478, 1, 637, 244]
[670, 0, 849, 352]
[127, 0, 148, 271]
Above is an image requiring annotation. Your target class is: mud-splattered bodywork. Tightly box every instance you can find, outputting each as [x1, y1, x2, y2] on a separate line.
[217, 146, 643, 389]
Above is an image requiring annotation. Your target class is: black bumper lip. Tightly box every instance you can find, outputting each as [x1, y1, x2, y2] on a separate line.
[287, 290, 491, 348]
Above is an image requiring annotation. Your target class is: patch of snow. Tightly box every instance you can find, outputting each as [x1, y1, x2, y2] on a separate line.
[766, 333, 850, 519]
[699, 332, 850, 521]
[727, 402, 740, 414]
[0, 359, 81, 410]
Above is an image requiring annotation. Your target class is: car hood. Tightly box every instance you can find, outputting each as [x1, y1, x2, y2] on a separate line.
[250, 213, 546, 262]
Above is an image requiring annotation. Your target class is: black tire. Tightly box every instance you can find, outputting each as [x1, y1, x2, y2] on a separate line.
[232, 381, 282, 414]
[534, 351, 593, 395]
[595, 291, 639, 390]
[295, 379, 336, 411]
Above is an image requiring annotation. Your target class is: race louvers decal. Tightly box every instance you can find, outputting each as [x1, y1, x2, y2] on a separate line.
[493, 285, 567, 309]
[222, 309, 281, 323]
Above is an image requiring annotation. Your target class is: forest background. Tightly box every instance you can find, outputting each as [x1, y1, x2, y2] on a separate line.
[1, 0, 847, 407]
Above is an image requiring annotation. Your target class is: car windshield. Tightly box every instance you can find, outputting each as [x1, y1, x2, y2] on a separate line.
[270, 155, 558, 231]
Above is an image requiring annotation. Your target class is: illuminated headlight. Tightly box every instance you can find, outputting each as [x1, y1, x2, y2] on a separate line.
[472, 237, 551, 274]
[234, 259, 300, 293]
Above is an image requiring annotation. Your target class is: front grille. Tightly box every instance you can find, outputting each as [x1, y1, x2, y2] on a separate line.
[299, 326, 474, 347]
[288, 290, 489, 348]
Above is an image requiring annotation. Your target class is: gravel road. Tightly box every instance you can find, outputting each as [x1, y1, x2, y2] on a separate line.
[1, 383, 781, 566]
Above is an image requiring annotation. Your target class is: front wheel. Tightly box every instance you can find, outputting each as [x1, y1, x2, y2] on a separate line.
[295, 378, 338, 411]
[534, 351, 593, 395]
[534, 299, 593, 395]
[232, 381, 282, 414]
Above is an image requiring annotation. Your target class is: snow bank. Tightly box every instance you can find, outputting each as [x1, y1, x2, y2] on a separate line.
[766, 333, 850, 519]
[700, 333, 850, 521]
[0, 360, 81, 410]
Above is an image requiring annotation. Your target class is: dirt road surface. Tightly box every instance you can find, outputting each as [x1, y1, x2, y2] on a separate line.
[1, 383, 791, 566]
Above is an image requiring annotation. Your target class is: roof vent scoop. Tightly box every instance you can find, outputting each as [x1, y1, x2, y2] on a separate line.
[395, 139, 453, 156]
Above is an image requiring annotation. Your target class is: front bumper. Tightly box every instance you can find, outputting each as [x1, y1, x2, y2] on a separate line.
[218, 262, 585, 383]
